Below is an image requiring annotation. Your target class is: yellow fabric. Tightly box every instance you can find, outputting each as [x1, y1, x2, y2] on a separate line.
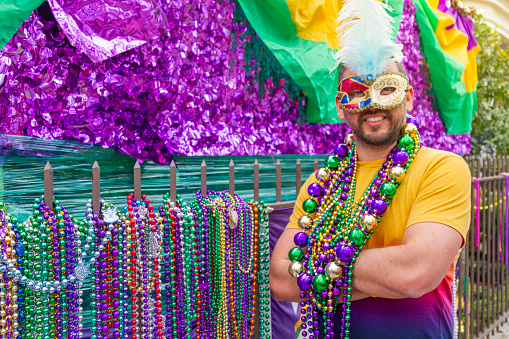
[428, 1, 478, 93]
[286, 147, 471, 249]
[287, 0, 342, 50]
[463, 45, 480, 93]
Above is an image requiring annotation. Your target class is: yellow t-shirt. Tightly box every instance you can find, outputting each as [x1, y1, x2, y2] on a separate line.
[286, 146, 471, 248]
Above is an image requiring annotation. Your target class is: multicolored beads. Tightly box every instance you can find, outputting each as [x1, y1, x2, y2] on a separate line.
[290, 122, 422, 339]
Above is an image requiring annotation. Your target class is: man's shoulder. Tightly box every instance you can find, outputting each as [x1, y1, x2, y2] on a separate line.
[414, 146, 468, 169]
[410, 146, 470, 182]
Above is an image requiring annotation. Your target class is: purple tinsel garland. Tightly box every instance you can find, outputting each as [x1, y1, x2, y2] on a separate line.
[0, 0, 469, 165]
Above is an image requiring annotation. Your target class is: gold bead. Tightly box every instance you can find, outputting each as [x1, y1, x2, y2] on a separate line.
[401, 123, 418, 135]
[325, 261, 342, 279]
[316, 168, 329, 181]
[288, 262, 304, 278]
[298, 215, 312, 229]
[361, 214, 377, 231]
[389, 166, 405, 182]
[345, 134, 354, 145]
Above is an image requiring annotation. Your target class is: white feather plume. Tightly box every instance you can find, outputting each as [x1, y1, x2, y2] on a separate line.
[331, 0, 403, 78]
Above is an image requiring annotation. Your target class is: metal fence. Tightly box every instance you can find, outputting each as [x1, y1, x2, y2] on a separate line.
[457, 156, 509, 339]
[39, 155, 509, 338]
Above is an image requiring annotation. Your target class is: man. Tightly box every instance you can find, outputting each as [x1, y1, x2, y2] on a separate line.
[269, 58, 470, 338]
[269, 1, 471, 334]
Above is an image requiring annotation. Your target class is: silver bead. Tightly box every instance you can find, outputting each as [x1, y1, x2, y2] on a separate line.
[90, 257, 96, 264]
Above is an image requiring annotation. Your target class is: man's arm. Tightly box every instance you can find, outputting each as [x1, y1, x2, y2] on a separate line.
[351, 221, 462, 299]
[270, 228, 371, 302]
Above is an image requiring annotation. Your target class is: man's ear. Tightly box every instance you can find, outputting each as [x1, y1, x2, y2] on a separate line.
[406, 86, 414, 113]
[336, 96, 346, 121]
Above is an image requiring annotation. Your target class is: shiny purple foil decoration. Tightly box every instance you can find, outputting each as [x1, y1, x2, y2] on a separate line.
[47, 0, 168, 63]
[0, 0, 469, 165]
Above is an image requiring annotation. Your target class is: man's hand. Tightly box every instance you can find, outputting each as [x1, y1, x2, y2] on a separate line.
[269, 228, 371, 303]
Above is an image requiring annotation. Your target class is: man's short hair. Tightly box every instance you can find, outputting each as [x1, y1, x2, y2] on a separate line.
[337, 61, 407, 84]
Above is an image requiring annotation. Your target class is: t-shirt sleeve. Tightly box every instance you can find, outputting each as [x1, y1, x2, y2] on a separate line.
[286, 173, 317, 229]
[406, 154, 471, 246]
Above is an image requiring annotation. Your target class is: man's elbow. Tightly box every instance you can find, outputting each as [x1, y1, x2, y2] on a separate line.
[399, 272, 441, 298]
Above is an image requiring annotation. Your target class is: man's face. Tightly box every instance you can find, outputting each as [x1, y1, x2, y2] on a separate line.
[336, 62, 414, 149]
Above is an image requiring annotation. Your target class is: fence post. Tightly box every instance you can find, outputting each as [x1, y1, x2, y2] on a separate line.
[254, 160, 259, 202]
[314, 158, 319, 171]
[276, 159, 281, 203]
[296, 159, 301, 198]
[201, 160, 207, 196]
[229, 160, 235, 195]
[170, 160, 176, 204]
[134, 161, 141, 201]
[44, 161, 53, 209]
[92, 161, 100, 215]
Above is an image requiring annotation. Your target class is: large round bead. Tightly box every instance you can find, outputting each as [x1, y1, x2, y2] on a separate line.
[401, 123, 418, 135]
[336, 244, 355, 262]
[308, 183, 324, 198]
[294, 232, 309, 247]
[298, 215, 312, 229]
[334, 143, 349, 157]
[325, 262, 342, 279]
[345, 134, 354, 145]
[394, 151, 409, 166]
[288, 262, 304, 278]
[312, 274, 328, 291]
[397, 134, 414, 151]
[360, 214, 377, 231]
[325, 155, 340, 169]
[297, 273, 313, 291]
[288, 247, 304, 262]
[302, 199, 318, 213]
[349, 229, 365, 246]
[380, 182, 397, 199]
[315, 168, 329, 181]
[371, 198, 387, 215]
[389, 166, 405, 182]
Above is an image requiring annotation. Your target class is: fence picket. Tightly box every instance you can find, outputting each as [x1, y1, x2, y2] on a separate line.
[254, 160, 259, 202]
[276, 159, 281, 203]
[201, 160, 207, 196]
[134, 161, 141, 201]
[229, 159, 235, 195]
[170, 160, 176, 203]
[44, 161, 53, 209]
[296, 159, 301, 198]
[92, 161, 100, 215]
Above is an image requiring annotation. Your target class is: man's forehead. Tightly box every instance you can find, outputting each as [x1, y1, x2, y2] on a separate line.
[344, 62, 399, 78]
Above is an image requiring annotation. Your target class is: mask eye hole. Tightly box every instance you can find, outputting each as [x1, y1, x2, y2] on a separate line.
[380, 87, 396, 95]
[347, 90, 365, 98]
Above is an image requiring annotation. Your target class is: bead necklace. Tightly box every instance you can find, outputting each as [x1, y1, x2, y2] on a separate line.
[18, 197, 77, 339]
[289, 122, 421, 339]
[251, 201, 272, 339]
[0, 204, 21, 339]
[90, 201, 124, 339]
[75, 199, 99, 339]
[124, 194, 162, 339]
[161, 194, 182, 339]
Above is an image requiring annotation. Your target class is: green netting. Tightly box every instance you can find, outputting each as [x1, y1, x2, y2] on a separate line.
[0, 134, 321, 332]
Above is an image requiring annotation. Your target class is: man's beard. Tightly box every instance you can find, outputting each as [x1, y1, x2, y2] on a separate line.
[350, 108, 405, 149]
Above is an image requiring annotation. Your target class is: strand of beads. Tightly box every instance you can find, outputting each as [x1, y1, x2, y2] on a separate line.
[225, 192, 255, 339]
[90, 201, 125, 339]
[161, 194, 182, 339]
[21, 197, 75, 339]
[251, 201, 272, 339]
[76, 199, 99, 338]
[0, 204, 22, 339]
[289, 122, 421, 339]
[195, 192, 211, 338]
[185, 199, 202, 339]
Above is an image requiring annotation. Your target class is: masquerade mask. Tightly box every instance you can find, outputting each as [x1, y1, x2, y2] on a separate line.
[337, 72, 409, 113]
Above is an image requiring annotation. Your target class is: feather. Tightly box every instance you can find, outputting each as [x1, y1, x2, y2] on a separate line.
[331, 0, 403, 78]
